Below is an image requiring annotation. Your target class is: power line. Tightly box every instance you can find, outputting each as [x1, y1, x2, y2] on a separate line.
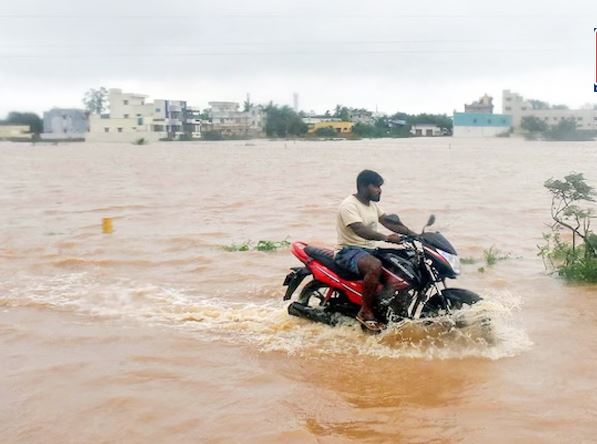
[0, 13, 582, 20]
[0, 39, 584, 48]
[0, 48, 573, 59]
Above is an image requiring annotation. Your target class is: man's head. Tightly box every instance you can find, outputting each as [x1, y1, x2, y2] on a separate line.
[356, 169, 384, 202]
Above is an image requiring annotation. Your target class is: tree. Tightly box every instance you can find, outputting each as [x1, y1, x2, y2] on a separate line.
[4, 112, 43, 134]
[539, 173, 597, 282]
[552, 104, 569, 110]
[314, 127, 338, 137]
[352, 122, 385, 138]
[407, 113, 453, 131]
[263, 103, 307, 137]
[198, 108, 210, 120]
[243, 97, 253, 112]
[521, 116, 548, 134]
[83, 87, 108, 114]
[333, 104, 350, 121]
[544, 118, 592, 141]
[528, 99, 550, 110]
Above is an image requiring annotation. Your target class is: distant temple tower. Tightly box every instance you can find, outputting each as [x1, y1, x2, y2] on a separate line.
[465, 94, 494, 114]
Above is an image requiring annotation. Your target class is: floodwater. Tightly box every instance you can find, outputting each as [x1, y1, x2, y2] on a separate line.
[1, 138, 596, 443]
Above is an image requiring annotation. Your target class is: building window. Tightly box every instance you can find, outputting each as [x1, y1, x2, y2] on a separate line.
[577, 117, 583, 120]
[124, 114, 129, 118]
[505, 106, 511, 111]
[155, 108, 161, 112]
[505, 97, 512, 101]
[521, 107, 527, 111]
[501, 119, 506, 124]
[472, 119, 477, 123]
[138, 117, 143, 125]
[123, 100, 129, 105]
[487, 119, 492, 124]
[117, 128, 123, 133]
[104, 128, 109, 133]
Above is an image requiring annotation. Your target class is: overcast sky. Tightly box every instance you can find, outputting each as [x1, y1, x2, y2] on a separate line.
[0, 0, 595, 117]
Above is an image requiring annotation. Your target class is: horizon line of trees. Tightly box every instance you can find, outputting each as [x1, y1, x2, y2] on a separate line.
[520, 116, 595, 141]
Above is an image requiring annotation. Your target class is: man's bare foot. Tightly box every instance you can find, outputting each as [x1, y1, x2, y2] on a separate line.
[356, 309, 384, 333]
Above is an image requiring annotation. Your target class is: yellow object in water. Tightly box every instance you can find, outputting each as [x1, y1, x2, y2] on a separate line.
[102, 217, 113, 234]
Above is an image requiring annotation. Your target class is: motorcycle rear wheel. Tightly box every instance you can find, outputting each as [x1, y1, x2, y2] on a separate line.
[298, 280, 331, 306]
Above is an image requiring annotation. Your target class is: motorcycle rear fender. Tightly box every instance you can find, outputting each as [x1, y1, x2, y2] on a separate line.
[283, 267, 312, 300]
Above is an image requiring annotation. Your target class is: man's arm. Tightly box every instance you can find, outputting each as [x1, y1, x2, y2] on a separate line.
[348, 222, 401, 243]
[379, 214, 418, 237]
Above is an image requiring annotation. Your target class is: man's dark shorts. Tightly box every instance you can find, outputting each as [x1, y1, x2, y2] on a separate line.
[334, 246, 376, 275]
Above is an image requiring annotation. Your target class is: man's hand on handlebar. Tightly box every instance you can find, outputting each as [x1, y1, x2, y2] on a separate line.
[385, 233, 403, 244]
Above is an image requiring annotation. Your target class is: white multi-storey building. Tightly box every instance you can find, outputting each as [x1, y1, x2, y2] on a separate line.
[87, 89, 201, 142]
[502, 90, 597, 131]
[204, 101, 264, 138]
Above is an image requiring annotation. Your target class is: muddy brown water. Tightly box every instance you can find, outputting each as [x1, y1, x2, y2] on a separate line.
[1, 138, 596, 443]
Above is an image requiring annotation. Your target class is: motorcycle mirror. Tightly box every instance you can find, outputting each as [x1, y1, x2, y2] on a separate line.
[422, 214, 436, 233]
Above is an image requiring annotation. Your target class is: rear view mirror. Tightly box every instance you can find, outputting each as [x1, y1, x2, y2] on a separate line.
[422, 214, 436, 233]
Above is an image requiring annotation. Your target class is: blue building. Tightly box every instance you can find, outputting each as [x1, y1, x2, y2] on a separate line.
[42, 108, 88, 140]
[453, 112, 512, 137]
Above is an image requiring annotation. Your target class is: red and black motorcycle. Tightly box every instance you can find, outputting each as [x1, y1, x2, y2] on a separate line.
[282, 215, 482, 328]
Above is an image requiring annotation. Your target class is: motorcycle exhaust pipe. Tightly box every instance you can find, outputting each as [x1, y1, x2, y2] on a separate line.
[287, 302, 337, 326]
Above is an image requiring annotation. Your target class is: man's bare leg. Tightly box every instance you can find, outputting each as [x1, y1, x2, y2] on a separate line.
[357, 254, 382, 322]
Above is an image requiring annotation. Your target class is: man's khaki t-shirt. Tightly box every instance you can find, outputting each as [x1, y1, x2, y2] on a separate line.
[336, 195, 384, 250]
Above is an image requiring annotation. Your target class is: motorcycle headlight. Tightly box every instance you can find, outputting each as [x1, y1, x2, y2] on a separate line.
[437, 250, 461, 275]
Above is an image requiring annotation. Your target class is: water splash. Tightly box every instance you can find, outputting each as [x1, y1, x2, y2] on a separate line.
[1, 273, 531, 360]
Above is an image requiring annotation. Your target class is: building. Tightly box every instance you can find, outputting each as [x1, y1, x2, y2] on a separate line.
[204, 101, 264, 138]
[307, 121, 353, 135]
[0, 125, 30, 140]
[502, 90, 597, 130]
[410, 124, 444, 137]
[465, 94, 494, 114]
[184, 107, 203, 139]
[302, 116, 340, 125]
[42, 108, 88, 140]
[87, 88, 201, 143]
[348, 109, 375, 125]
[453, 112, 512, 137]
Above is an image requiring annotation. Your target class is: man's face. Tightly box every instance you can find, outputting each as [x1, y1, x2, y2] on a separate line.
[367, 183, 382, 202]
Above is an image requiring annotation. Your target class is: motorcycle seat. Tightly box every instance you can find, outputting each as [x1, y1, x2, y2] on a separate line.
[304, 246, 362, 281]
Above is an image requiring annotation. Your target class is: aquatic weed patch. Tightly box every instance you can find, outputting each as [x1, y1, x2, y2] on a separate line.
[223, 239, 291, 252]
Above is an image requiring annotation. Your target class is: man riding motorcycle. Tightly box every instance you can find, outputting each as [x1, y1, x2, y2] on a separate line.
[335, 169, 418, 332]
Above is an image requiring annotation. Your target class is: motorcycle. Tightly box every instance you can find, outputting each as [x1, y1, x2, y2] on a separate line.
[282, 215, 482, 330]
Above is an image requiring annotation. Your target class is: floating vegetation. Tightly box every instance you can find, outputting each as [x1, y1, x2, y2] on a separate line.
[133, 137, 148, 145]
[483, 246, 511, 266]
[223, 239, 291, 252]
[459, 247, 511, 273]
[460, 256, 477, 265]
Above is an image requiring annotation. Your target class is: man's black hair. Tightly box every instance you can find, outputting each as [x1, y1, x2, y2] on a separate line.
[356, 170, 384, 191]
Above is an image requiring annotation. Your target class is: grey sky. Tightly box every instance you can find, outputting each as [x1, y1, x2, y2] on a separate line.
[0, 0, 595, 117]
